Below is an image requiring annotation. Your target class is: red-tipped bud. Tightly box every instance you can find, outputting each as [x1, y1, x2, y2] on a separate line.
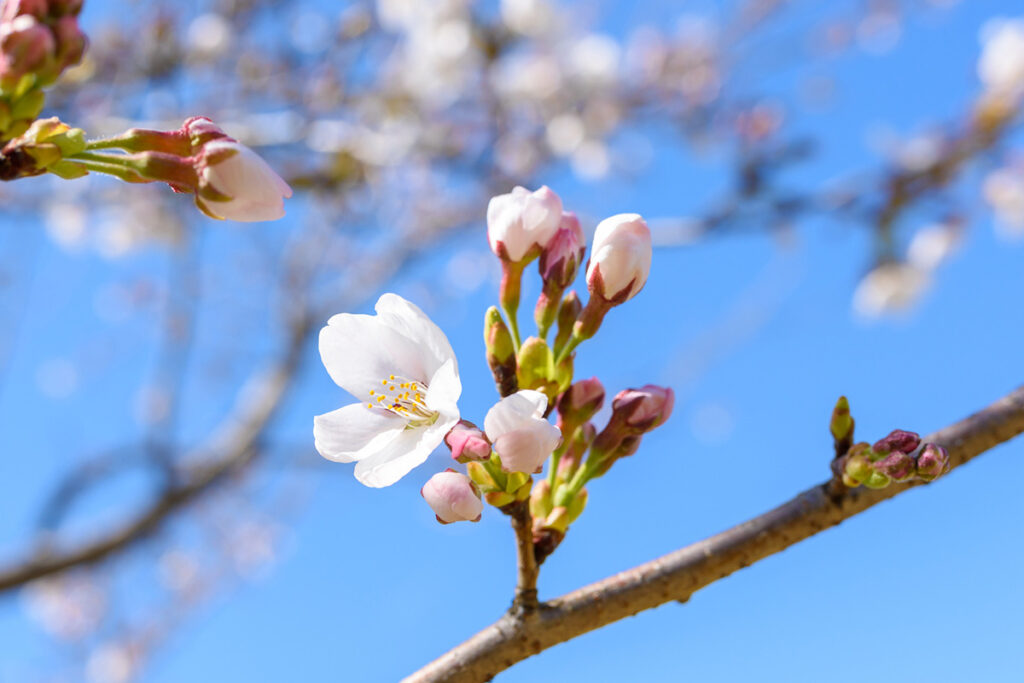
[556, 377, 605, 429]
[612, 384, 674, 433]
[539, 212, 585, 290]
[873, 451, 916, 482]
[872, 429, 921, 455]
[915, 443, 949, 481]
[444, 420, 492, 463]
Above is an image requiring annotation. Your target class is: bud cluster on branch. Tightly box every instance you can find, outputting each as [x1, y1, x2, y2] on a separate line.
[313, 184, 672, 567]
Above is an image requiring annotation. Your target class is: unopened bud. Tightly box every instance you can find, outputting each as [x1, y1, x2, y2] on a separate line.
[484, 306, 517, 395]
[554, 290, 582, 352]
[557, 377, 605, 431]
[915, 443, 949, 481]
[586, 213, 652, 304]
[421, 469, 483, 524]
[873, 451, 915, 482]
[487, 185, 563, 263]
[842, 446, 874, 485]
[516, 336, 555, 395]
[830, 395, 854, 448]
[530, 479, 553, 520]
[445, 420, 492, 463]
[539, 212, 585, 290]
[613, 385, 675, 433]
[872, 429, 921, 456]
[862, 470, 892, 490]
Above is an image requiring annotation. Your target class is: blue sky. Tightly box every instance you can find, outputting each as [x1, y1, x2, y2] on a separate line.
[1, 1, 1023, 681]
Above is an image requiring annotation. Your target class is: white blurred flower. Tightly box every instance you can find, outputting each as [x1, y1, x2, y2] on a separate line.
[500, 0, 555, 36]
[853, 262, 931, 317]
[186, 13, 232, 59]
[86, 642, 137, 683]
[23, 575, 105, 640]
[983, 166, 1024, 238]
[315, 293, 461, 487]
[568, 34, 621, 86]
[907, 223, 960, 270]
[44, 202, 88, 250]
[978, 18, 1024, 94]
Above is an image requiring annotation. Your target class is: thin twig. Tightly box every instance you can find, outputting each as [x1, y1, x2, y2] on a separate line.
[404, 385, 1024, 683]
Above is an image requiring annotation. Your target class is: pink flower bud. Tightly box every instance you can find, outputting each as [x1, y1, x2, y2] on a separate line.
[193, 139, 293, 222]
[556, 376, 604, 427]
[586, 213, 652, 304]
[181, 116, 230, 150]
[915, 443, 949, 481]
[872, 429, 921, 455]
[873, 451, 915, 482]
[421, 469, 483, 524]
[539, 211, 585, 289]
[1, 0, 48, 23]
[50, 13, 84, 71]
[444, 420, 492, 463]
[612, 384, 674, 433]
[484, 390, 562, 474]
[0, 14, 54, 80]
[487, 185, 563, 262]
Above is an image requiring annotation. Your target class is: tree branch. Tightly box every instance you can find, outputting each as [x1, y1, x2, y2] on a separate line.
[405, 385, 1024, 683]
[0, 316, 312, 594]
[506, 500, 538, 612]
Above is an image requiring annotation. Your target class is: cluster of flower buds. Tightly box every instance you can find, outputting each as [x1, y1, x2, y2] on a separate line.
[0, 115, 83, 180]
[0, 0, 86, 139]
[835, 429, 949, 489]
[54, 116, 292, 221]
[484, 184, 654, 394]
[829, 396, 949, 489]
[419, 183, 666, 548]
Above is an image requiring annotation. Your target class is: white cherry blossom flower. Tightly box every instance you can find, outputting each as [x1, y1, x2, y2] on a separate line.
[484, 389, 561, 474]
[315, 293, 461, 487]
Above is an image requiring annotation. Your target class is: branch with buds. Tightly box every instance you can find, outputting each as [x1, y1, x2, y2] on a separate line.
[0, 0, 291, 221]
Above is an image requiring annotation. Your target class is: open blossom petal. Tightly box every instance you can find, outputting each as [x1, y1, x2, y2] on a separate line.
[315, 293, 461, 486]
[313, 404, 406, 463]
[484, 389, 562, 473]
[353, 419, 453, 488]
[320, 295, 453, 400]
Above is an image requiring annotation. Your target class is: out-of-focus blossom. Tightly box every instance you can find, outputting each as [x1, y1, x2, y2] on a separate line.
[983, 166, 1024, 238]
[907, 222, 961, 270]
[484, 389, 562, 474]
[23, 574, 106, 640]
[421, 469, 483, 523]
[852, 262, 931, 317]
[978, 18, 1024, 95]
[487, 185, 563, 262]
[315, 293, 461, 487]
[185, 13, 232, 60]
[586, 213, 652, 303]
[86, 642, 137, 683]
[500, 0, 555, 37]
